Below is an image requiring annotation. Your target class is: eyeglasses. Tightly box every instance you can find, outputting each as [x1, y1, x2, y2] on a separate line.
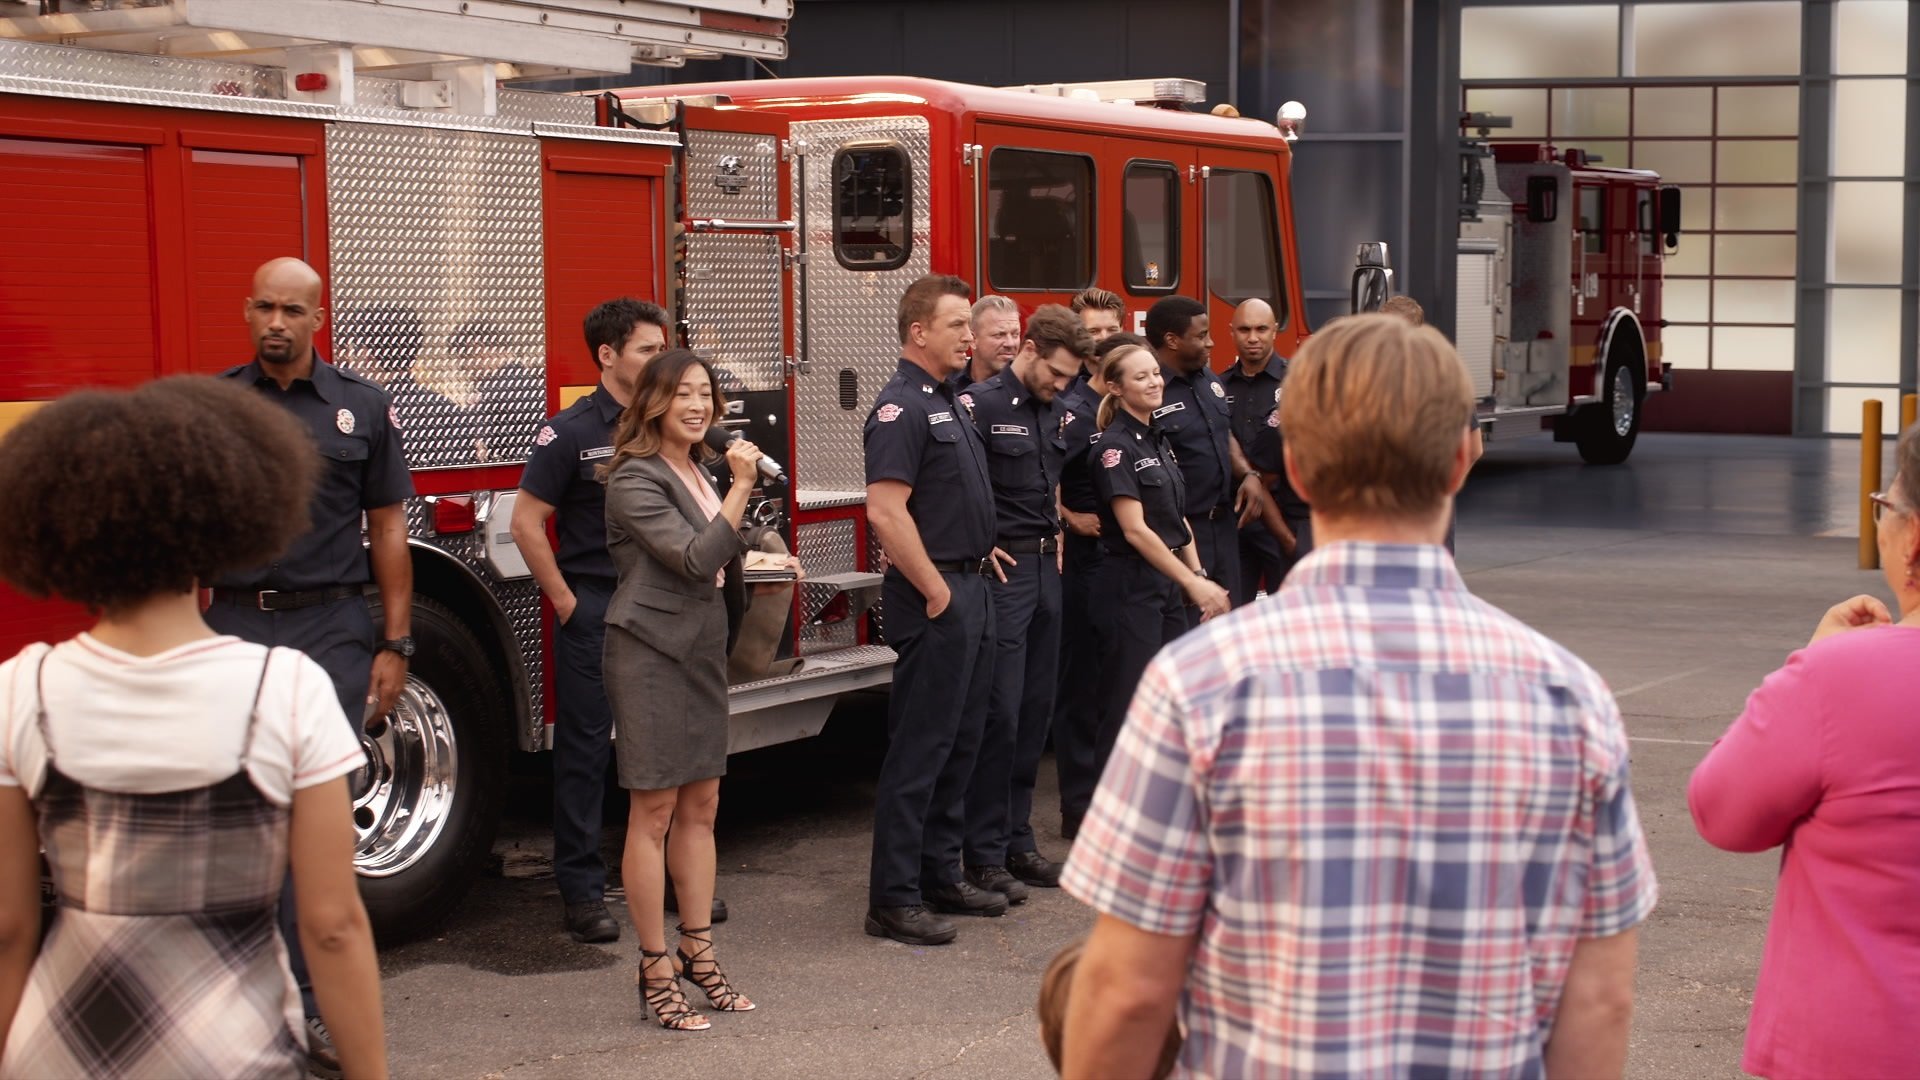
[1870, 491, 1907, 524]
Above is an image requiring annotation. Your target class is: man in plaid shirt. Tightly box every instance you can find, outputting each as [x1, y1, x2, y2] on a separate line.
[1059, 314, 1657, 1079]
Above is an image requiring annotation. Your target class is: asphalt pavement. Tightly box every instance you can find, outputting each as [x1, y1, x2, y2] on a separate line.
[379, 433, 1887, 1078]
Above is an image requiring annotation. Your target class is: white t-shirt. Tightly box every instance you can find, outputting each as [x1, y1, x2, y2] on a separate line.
[0, 634, 365, 805]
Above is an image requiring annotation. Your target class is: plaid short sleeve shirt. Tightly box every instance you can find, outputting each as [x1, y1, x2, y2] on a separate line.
[1061, 542, 1657, 1079]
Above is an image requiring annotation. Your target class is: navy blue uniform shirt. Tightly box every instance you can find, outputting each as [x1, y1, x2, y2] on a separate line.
[518, 383, 622, 580]
[1056, 378, 1103, 515]
[961, 368, 1066, 540]
[1224, 355, 1287, 477]
[1091, 410, 1189, 557]
[1152, 361, 1234, 515]
[217, 355, 414, 591]
[864, 358, 997, 562]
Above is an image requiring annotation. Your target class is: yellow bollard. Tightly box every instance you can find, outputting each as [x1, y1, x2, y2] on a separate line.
[1862, 398, 1884, 570]
[1904, 393, 1917, 432]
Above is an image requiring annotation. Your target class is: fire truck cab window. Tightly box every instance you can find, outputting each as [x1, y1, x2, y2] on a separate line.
[1578, 186, 1606, 254]
[987, 149, 1093, 291]
[833, 145, 911, 271]
[1205, 170, 1285, 319]
[1123, 163, 1179, 292]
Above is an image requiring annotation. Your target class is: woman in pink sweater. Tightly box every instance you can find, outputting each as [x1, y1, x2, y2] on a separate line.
[1688, 427, 1920, 1079]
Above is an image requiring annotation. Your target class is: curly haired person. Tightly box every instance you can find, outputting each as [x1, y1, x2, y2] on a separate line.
[0, 377, 388, 1079]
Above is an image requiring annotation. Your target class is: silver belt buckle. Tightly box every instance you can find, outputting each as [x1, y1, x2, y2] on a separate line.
[256, 590, 279, 611]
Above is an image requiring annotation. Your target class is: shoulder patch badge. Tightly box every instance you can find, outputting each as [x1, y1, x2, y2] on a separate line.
[1267, 411, 1280, 428]
[876, 403, 904, 424]
[535, 425, 557, 446]
[1101, 447, 1123, 469]
[388, 405, 402, 430]
[335, 409, 355, 434]
[1211, 381, 1226, 398]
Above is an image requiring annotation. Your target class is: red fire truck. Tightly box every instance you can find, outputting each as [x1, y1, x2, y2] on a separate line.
[0, 2, 1667, 936]
[1352, 119, 1681, 464]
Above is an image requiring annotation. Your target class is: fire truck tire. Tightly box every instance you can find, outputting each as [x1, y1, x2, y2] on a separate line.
[354, 595, 507, 943]
[1575, 354, 1645, 465]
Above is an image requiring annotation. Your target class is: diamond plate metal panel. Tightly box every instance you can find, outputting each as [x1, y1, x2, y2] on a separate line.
[791, 115, 933, 494]
[403, 499, 545, 749]
[796, 518, 858, 651]
[498, 88, 595, 126]
[327, 123, 547, 471]
[0, 38, 334, 118]
[684, 234, 784, 393]
[685, 129, 780, 222]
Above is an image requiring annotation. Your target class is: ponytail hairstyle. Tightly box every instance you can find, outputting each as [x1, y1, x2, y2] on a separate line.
[1095, 343, 1155, 431]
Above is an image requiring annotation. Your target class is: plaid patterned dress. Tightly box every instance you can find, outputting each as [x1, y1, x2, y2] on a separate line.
[1, 645, 304, 1079]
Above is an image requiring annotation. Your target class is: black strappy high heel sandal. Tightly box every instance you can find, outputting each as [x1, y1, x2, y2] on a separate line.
[639, 947, 709, 1031]
[674, 925, 755, 1013]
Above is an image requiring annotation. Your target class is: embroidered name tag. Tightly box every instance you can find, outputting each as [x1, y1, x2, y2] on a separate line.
[580, 446, 614, 461]
[990, 424, 1028, 436]
[928, 411, 954, 425]
[1152, 402, 1185, 419]
[1135, 457, 1162, 471]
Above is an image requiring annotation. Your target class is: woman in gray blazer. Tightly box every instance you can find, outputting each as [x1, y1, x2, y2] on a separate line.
[598, 349, 765, 1032]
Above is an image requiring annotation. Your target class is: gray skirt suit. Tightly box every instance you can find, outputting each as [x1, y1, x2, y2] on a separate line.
[602, 452, 747, 790]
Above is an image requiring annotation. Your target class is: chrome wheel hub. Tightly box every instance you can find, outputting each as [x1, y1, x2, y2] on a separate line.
[1611, 365, 1636, 437]
[352, 674, 458, 878]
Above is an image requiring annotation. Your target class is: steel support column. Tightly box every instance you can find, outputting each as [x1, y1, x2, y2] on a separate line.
[1408, 0, 1463, 341]
[1792, 0, 1834, 435]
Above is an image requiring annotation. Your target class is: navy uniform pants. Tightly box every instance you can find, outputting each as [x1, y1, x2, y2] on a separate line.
[1187, 511, 1241, 620]
[205, 594, 373, 1019]
[552, 574, 615, 907]
[1285, 510, 1314, 563]
[870, 570, 993, 907]
[1052, 532, 1103, 828]
[964, 546, 1061, 867]
[1235, 519, 1292, 606]
[1089, 555, 1189, 776]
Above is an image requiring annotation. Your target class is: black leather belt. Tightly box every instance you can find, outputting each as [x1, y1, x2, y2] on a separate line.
[1111, 544, 1186, 562]
[997, 536, 1059, 555]
[211, 585, 362, 612]
[1192, 505, 1234, 522]
[928, 558, 995, 576]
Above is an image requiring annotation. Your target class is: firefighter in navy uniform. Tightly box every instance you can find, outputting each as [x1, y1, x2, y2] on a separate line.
[206, 257, 413, 1079]
[1053, 331, 1143, 841]
[1223, 298, 1298, 602]
[1087, 341, 1231, 772]
[863, 274, 1006, 947]
[957, 305, 1090, 900]
[1141, 296, 1281, 616]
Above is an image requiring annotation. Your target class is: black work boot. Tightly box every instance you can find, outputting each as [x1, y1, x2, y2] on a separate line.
[964, 864, 1030, 905]
[864, 905, 958, 946]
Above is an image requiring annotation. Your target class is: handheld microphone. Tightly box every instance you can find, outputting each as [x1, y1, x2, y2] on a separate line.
[704, 426, 789, 486]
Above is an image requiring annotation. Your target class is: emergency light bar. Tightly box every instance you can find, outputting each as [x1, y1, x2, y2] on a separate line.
[0, 0, 790, 75]
[1001, 77, 1208, 108]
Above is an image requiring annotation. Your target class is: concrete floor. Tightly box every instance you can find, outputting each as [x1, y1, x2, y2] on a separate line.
[378, 433, 1892, 1079]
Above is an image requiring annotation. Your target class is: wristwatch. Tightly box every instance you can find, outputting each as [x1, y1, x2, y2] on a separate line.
[376, 636, 416, 658]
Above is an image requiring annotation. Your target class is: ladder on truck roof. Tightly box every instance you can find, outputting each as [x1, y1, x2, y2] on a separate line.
[0, 0, 788, 78]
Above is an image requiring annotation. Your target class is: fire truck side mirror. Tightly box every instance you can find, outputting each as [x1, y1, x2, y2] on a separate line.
[1659, 186, 1683, 250]
[1525, 176, 1558, 224]
[1351, 242, 1393, 314]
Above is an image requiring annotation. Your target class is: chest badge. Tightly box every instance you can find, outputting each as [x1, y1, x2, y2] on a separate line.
[958, 393, 976, 419]
[1211, 382, 1226, 399]
[1059, 413, 1074, 435]
[335, 409, 355, 434]
[876, 403, 904, 424]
